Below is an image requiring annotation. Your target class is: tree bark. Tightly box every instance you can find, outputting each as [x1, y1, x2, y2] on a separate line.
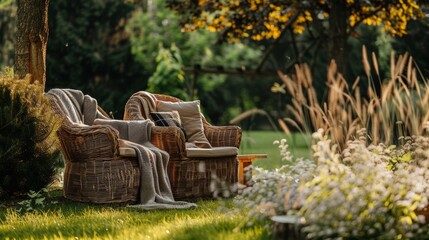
[15, 0, 49, 88]
[329, 0, 348, 76]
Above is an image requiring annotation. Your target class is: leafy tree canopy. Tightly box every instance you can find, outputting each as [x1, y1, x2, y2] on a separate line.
[128, 0, 265, 124]
[168, 0, 425, 41]
[168, 0, 427, 77]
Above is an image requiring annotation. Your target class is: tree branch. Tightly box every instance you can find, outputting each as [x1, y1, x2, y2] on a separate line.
[347, 5, 385, 35]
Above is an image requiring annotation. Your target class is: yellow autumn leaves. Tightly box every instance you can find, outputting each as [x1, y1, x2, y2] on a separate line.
[350, 1, 423, 36]
[181, 0, 423, 41]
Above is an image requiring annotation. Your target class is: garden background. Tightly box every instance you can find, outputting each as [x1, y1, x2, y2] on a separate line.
[1, 0, 429, 239]
[2, 0, 428, 128]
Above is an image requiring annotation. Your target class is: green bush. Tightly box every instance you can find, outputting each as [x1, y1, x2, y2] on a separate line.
[0, 71, 61, 200]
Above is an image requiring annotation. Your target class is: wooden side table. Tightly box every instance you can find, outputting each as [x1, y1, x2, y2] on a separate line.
[237, 154, 268, 185]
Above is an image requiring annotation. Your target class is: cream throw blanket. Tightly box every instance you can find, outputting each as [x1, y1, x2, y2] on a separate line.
[46, 88, 196, 210]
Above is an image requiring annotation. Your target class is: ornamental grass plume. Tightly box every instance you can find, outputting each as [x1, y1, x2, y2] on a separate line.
[244, 48, 429, 239]
[273, 50, 429, 152]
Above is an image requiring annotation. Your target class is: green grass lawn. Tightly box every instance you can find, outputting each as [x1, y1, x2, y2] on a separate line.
[0, 131, 310, 240]
[0, 195, 269, 240]
[240, 131, 311, 170]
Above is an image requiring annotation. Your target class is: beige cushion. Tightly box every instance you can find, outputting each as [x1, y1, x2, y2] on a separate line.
[157, 100, 212, 148]
[186, 146, 238, 158]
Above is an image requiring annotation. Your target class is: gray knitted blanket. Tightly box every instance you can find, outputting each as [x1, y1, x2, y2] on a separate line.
[46, 88, 108, 124]
[94, 119, 197, 210]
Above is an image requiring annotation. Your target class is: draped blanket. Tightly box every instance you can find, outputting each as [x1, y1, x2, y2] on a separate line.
[46, 88, 108, 124]
[47, 88, 196, 210]
[94, 119, 196, 210]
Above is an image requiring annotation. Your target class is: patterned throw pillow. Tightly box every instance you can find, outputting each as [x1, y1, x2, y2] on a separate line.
[150, 111, 188, 140]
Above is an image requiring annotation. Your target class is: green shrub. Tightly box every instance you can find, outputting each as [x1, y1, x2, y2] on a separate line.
[0, 71, 61, 200]
[147, 44, 188, 100]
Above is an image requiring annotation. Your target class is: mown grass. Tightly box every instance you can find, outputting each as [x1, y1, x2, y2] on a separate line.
[240, 130, 311, 169]
[0, 131, 308, 240]
[0, 194, 269, 240]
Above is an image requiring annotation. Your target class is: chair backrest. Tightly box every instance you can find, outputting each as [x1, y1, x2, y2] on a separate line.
[124, 91, 209, 125]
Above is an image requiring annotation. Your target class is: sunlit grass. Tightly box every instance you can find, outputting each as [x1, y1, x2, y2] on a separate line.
[0, 195, 270, 240]
[240, 130, 311, 170]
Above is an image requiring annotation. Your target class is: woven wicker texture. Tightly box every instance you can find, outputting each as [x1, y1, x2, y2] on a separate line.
[47, 94, 140, 203]
[124, 91, 242, 199]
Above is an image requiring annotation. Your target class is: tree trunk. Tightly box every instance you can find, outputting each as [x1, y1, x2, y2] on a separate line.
[329, 0, 348, 76]
[15, 0, 49, 89]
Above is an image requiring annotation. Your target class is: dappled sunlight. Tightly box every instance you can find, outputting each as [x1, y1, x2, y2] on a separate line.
[0, 199, 269, 240]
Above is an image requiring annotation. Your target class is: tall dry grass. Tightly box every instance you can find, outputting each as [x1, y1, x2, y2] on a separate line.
[275, 46, 429, 150]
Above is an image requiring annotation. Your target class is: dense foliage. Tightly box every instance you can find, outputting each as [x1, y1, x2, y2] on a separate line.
[0, 72, 60, 199]
[0, 0, 15, 69]
[146, 44, 188, 100]
[46, 0, 268, 124]
[46, 0, 146, 118]
[128, 0, 266, 124]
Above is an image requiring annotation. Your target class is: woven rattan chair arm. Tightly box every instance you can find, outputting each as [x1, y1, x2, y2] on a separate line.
[151, 126, 186, 161]
[65, 121, 120, 140]
[204, 125, 242, 148]
[58, 122, 121, 161]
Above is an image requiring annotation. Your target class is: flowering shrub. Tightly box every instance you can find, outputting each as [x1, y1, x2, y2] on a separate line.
[234, 139, 316, 220]
[236, 128, 429, 239]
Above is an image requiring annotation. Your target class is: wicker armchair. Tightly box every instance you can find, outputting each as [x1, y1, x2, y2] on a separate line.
[46, 90, 140, 204]
[124, 91, 241, 199]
